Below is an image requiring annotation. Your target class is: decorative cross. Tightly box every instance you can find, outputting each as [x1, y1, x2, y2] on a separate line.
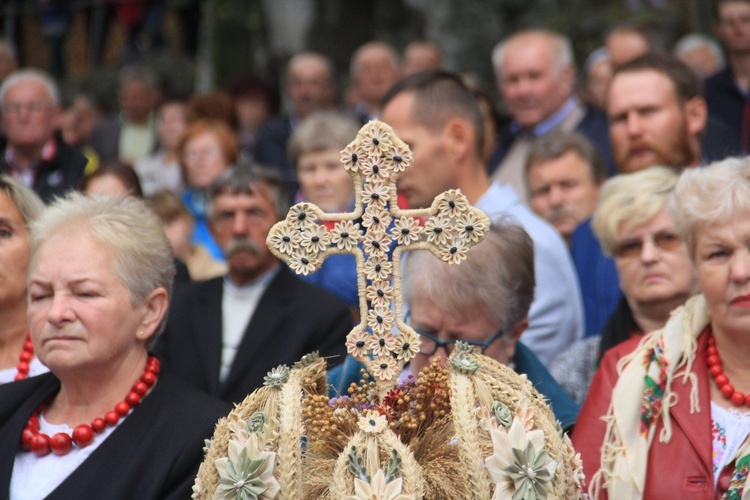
[267, 120, 490, 394]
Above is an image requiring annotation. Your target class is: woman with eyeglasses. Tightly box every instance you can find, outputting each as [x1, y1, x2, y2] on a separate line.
[573, 157, 750, 497]
[328, 221, 579, 431]
[551, 166, 699, 405]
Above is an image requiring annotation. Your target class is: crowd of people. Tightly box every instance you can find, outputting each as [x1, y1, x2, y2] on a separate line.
[0, 0, 749, 497]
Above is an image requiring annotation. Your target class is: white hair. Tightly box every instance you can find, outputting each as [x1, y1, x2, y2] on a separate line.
[492, 30, 574, 80]
[674, 33, 726, 71]
[30, 193, 175, 343]
[669, 156, 750, 257]
[0, 68, 60, 107]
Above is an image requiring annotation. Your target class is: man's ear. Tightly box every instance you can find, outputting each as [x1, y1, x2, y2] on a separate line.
[443, 117, 473, 162]
[684, 96, 708, 138]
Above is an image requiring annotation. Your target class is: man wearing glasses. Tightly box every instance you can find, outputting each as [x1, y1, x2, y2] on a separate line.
[0, 69, 87, 202]
[329, 221, 578, 431]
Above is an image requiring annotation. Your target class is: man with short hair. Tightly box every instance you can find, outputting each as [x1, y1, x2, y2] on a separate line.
[0, 69, 86, 202]
[525, 131, 619, 339]
[253, 51, 336, 177]
[380, 70, 583, 366]
[349, 41, 400, 124]
[156, 165, 352, 404]
[606, 52, 708, 173]
[90, 65, 161, 166]
[526, 131, 605, 245]
[705, 0, 750, 153]
[489, 29, 614, 201]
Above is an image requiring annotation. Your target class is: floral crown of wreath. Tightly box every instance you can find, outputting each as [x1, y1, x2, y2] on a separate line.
[193, 120, 584, 499]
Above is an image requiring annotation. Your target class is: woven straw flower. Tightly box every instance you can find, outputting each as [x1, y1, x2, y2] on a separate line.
[214, 435, 280, 500]
[263, 365, 290, 388]
[367, 331, 396, 357]
[288, 252, 319, 275]
[458, 211, 488, 243]
[364, 256, 392, 281]
[362, 207, 392, 233]
[340, 142, 361, 172]
[440, 238, 468, 264]
[345, 330, 370, 358]
[385, 142, 412, 173]
[366, 280, 394, 308]
[371, 354, 397, 381]
[359, 125, 392, 155]
[390, 217, 422, 245]
[393, 331, 420, 361]
[424, 216, 451, 245]
[288, 203, 316, 229]
[300, 224, 330, 253]
[360, 157, 389, 184]
[268, 228, 300, 255]
[362, 182, 390, 209]
[363, 231, 391, 257]
[344, 470, 414, 500]
[331, 220, 362, 251]
[485, 419, 556, 500]
[357, 410, 388, 435]
[436, 190, 468, 218]
[367, 308, 395, 336]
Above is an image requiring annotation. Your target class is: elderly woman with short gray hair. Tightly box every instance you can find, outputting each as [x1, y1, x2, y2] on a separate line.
[0, 193, 228, 499]
[574, 157, 750, 498]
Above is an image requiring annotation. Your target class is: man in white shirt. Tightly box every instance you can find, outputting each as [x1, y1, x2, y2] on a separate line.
[156, 165, 352, 404]
[380, 71, 583, 366]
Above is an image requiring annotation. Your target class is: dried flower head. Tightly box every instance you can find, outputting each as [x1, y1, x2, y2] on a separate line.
[364, 256, 392, 282]
[263, 365, 290, 388]
[268, 227, 300, 255]
[300, 224, 330, 253]
[346, 330, 370, 358]
[340, 142, 361, 172]
[331, 220, 362, 251]
[424, 216, 451, 246]
[366, 280, 394, 308]
[362, 182, 391, 209]
[436, 190, 468, 218]
[390, 217, 422, 246]
[357, 410, 388, 435]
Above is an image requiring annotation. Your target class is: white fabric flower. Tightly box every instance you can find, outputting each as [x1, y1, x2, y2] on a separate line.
[343, 469, 415, 500]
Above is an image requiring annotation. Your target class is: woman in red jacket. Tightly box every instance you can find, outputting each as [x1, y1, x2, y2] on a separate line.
[573, 156, 750, 498]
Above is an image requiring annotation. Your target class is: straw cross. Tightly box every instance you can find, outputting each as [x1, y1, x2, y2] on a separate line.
[267, 120, 490, 393]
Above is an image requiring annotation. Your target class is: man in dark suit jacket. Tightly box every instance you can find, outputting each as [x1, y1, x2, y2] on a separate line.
[489, 29, 616, 204]
[90, 65, 160, 167]
[155, 164, 352, 405]
[0, 69, 87, 203]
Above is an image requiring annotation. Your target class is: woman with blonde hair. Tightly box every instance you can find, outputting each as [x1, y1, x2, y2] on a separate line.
[0, 176, 45, 384]
[552, 166, 699, 404]
[573, 157, 750, 498]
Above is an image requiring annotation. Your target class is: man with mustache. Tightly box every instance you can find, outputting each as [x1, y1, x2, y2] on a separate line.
[606, 52, 708, 174]
[155, 165, 351, 404]
[525, 131, 619, 338]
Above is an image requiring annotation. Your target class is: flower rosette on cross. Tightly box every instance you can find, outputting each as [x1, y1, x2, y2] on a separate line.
[266, 120, 490, 395]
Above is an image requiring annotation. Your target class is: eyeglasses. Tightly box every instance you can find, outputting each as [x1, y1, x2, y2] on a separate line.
[612, 231, 682, 259]
[2, 101, 52, 115]
[410, 324, 507, 356]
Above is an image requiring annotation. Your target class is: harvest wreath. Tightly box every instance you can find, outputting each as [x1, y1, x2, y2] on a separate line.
[192, 120, 584, 499]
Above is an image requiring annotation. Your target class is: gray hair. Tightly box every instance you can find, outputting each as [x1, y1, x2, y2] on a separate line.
[593, 166, 678, 256]
[402, 221, 535, 332]
[674, 33, 726, 70]
[29, 193, 175, 345]
[525, 131, 607, 186]
[669, 156, 750, 258]
[288, 112, 360, 168]
[285, 51, 334, 84]
[492, 29, 574, 80]
[206, 163, 288, 223]
[350, 41, 400, 78]
[0, 68, 60, 107]
[0, 174, 44, 226]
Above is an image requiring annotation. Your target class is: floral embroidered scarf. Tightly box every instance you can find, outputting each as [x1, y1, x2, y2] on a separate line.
[590, 295, 750, 499]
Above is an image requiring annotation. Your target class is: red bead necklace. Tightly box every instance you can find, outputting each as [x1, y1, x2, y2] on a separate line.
[20, 355, 160, 457]
[707, 333, 750, 407]
[14, 333, 34, 381]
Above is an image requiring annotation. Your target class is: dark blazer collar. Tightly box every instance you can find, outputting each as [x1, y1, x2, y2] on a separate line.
[192, 277, 224, 395]
[220, 266, 296, 397]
